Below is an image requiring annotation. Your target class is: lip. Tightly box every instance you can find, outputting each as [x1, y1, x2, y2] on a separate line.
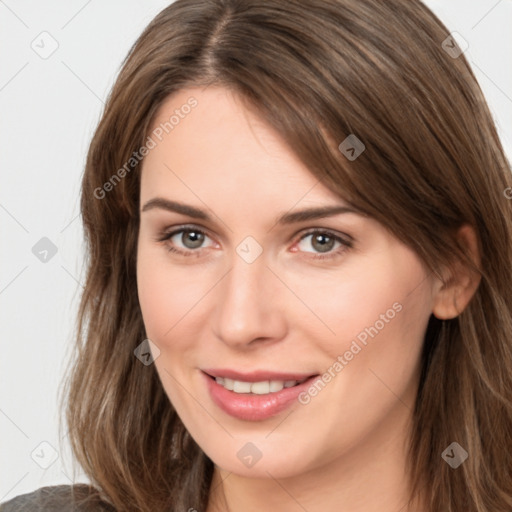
[202, 370, 320, 421]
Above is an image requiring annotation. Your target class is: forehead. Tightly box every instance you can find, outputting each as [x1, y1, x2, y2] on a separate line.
[140, 86, 347, 209]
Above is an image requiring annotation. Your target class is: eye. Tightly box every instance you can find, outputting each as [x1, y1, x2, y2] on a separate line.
[294, 229, 353, 260]
[156, 225, 353, 261]
[156, 226, 216, 257]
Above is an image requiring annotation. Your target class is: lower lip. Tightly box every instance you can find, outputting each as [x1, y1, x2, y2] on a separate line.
[203, 371, 320, 421]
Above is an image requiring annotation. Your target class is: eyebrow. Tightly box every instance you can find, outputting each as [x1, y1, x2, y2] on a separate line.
[141, 197, 364, 225]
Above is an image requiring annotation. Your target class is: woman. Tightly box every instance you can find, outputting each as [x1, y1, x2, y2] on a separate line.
[2, 0, 511, 510]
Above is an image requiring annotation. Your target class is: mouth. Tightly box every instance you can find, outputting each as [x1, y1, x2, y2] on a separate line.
[203, 373, 311, 394]
[201, 369, 321, 421]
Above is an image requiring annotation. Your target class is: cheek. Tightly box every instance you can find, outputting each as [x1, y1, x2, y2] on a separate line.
[136, 245, 214, 348]
[136, 252, 171, 339]
[136, 249, 206, 408]
[291, 248, 431, 360]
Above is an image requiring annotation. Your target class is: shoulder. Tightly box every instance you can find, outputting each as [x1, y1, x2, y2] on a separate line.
[0, 484, 116, 511]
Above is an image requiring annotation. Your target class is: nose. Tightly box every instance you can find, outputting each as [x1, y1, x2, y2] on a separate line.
[212, 249, 287, 350]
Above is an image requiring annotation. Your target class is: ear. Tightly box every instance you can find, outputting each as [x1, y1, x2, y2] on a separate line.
[432, 224, 482, 320]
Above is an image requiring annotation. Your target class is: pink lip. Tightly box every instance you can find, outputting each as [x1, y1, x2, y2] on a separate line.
[202, 370, 320, 421]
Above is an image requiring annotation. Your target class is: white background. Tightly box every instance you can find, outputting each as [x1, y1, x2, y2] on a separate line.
[1, 0, 511, 502]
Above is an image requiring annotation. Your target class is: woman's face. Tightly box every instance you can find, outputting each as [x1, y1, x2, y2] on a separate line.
[137, 86, 437, 479]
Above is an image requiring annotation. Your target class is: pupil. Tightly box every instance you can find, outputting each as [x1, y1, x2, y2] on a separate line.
[183, 230, 204, 249]
[313, 234, 334, 253]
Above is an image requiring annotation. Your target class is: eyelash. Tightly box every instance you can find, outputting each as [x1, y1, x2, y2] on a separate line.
[155, 225, 353, 261]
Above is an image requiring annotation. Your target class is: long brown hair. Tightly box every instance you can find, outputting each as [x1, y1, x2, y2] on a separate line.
[58, 0, 512, 510]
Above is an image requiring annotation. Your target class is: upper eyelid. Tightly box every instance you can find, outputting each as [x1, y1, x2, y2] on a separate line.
[160, 224, 214, 242]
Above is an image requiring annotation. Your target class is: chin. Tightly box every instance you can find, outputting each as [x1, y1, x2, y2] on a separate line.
[202, 438, 320, 480]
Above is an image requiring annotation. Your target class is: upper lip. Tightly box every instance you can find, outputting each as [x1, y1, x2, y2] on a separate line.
[202, 368, 318, 382]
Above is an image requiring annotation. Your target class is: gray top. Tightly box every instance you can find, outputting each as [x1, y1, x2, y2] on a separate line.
[0, 484, 115, 511]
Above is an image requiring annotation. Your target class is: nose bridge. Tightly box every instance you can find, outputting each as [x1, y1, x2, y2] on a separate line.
[213, 245, 285, 347]
[227, 254, 262, 307]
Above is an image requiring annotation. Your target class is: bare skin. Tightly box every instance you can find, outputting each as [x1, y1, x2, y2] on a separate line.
[136, 86, 480, 512]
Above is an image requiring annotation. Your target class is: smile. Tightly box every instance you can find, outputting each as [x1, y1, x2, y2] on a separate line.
[213, 376, 309, 394]
[202, 370, 320, 421]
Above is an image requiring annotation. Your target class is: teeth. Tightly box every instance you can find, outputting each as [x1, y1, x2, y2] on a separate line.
[233, 380, 252, 393]
[250, 381, 270, 394]
[270, 380, 285, 392]
[214, 377, 306, 394]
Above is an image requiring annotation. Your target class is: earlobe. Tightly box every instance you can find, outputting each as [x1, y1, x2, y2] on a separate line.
[431, 224, 482, 320]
